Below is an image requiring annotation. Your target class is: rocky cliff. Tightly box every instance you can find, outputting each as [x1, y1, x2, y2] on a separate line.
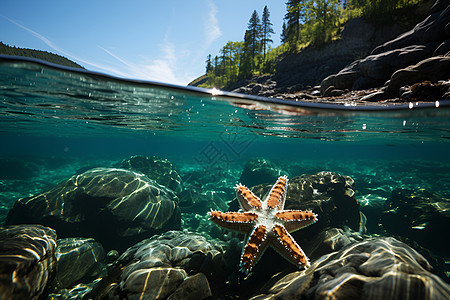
[229, 0, 450, 104]
[274, 18, 410, 91]
[321, 0, 450, 100]
[231, 15, 411, 97]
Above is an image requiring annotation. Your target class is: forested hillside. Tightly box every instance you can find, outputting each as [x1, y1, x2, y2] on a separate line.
[0, 42, 84, 69]
[190, 0, 425, 90]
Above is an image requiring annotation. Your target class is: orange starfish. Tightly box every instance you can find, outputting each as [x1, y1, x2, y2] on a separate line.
[209, 175, 318, 273]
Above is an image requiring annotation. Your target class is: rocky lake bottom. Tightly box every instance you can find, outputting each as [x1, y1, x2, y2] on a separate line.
[1, 154, 449, 299]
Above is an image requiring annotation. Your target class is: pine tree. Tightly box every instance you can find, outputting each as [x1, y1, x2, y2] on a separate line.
[307, 0, 340, 45]
[205, 54, 213, 74]
[284, 0, 301, 46]
[261, 6, 275, 60]
[220, 41, 238, 84]
[213, 55, 220, 76]
[280, 21, 287, 44]
[239, 30, 253, 78]
[231, 41, 243, 80]
[284, 0, 307, 49]
[220, 45, 229, 76]
[247, 10, 262, 73]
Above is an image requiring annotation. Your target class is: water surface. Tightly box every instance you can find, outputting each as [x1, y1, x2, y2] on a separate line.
[0, 56, 449, 296]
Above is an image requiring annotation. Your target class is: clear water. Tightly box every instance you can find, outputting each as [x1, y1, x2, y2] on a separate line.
[1, 56, 450, 293]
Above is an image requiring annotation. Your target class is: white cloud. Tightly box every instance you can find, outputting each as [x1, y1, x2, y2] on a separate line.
[98, 39, 193, 85]
[143, 41, 178, 83]
[131, 40, 179, 84]
[203, 1, 222, 52]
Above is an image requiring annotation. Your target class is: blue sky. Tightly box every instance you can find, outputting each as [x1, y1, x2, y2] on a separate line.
[0, 1, 285, 85]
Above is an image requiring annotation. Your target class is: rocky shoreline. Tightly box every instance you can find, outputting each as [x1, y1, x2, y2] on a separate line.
[229, 0, 450, 106]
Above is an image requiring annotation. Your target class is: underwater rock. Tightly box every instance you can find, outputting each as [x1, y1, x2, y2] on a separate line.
[179, 188, 229, 214]
[304, 227, 364, 260]
[381, 188, 450, 257]
[89, 231, 226, 299]
[122, 267, 187, 300]
[394, 236, 449, 283]
[51, 237, 105, 291]
[0, 224, 57, 300]
[221, 227, 366, 299]
[357, 193, 387, 233]
[251, 237, 450, 299]
[182, 166, 238, 197]
[48, 280, 101, 300]
[0, 158, 39, 180]
[240, 158, 286, 187]
[167, 272, 212, 300]
[178, 187, 231, 234]
[6, 167, 181, 252]
[250, 171, 360, 232]
[119, 155, 183, 194]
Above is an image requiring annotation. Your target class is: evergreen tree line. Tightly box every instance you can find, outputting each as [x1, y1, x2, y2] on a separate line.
[203, 5, 277, 89]
[198, 0, 423, 89]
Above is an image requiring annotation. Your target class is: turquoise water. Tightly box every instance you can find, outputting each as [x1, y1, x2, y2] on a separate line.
[1, 56, 450, 298]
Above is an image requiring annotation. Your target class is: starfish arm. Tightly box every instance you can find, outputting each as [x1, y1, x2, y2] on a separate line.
[239, 224, 268, 274]
[210, 176, 317, 273]
[267, 175, 288, 209]
[209, 211, 257, 233]
[236, 184, 262, 210]
[275, 210, 318, 233]
[270, 224, 310, 268]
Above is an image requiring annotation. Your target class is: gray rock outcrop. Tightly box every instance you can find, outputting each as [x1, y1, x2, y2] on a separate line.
[321, 0, 450, 97]
[275, 17, 408, 91]
[232, 14, 414, 96]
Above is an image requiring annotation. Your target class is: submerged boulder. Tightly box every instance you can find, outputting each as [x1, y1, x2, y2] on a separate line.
[6, 167, 181, 251]
[119, 155, 183, 194]
[357, 193, 387, 233]
[0, 224, 57, 300]
[51, 237, 105, 291]
[0, 158, 39, 180]
[249, 171, 361, 232]
[381, 188, 450, 257]
[251, 237, 450, 299]
[89, 231, 226, 299]
[179, 188, 229, 214]
[240, 158, 286, 188]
